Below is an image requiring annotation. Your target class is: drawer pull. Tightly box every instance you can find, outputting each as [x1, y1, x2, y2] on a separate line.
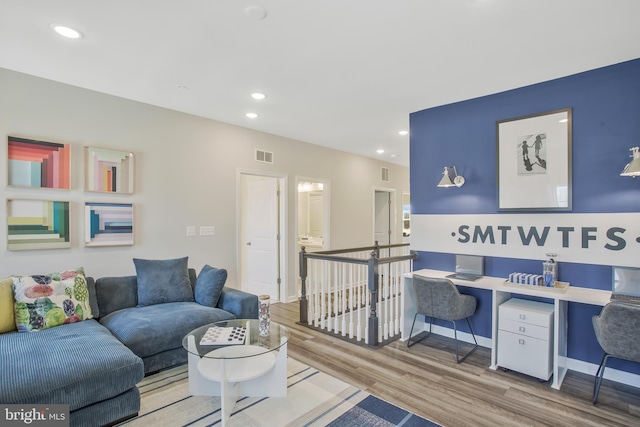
[518, 339, 525, 345]
[519, 314, 526, 320]
[519, 326, 526, 333]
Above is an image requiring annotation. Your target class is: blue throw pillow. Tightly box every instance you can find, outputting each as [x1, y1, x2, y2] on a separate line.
[133, 257, 194, 306]
[194, 264, 227, 307]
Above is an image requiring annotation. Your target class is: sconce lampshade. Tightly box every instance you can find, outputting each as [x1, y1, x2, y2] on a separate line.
[437, 166, 465, 188]
[437, 167, 455, 187]
[620, 147, 640, 177]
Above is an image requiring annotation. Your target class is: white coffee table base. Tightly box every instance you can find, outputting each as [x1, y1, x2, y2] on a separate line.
[187, 335, 287, 427]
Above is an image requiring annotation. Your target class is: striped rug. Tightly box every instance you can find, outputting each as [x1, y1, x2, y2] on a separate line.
[118, 358, 439, 427]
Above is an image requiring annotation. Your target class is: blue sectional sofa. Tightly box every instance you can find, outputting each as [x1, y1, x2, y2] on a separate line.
[0, 259, 259, 427]
[96, 265, 259, 373]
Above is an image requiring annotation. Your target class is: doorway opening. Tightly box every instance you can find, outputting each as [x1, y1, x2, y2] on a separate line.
[238, 172, 287, 302]
[402, 192, 411, 243]
[295, 177, 330, 296]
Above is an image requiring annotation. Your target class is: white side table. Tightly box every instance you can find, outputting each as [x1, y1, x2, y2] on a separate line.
[183, 319, 289, 427]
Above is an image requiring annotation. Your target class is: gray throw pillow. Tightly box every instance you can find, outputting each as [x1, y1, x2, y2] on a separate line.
[133, 257, 194, 306]
[194, 264, 227, 307]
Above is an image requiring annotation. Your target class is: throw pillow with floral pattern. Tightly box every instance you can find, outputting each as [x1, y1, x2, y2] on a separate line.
[13, 267, 93, 332]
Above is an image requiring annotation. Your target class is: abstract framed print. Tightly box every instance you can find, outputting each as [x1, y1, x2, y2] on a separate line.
[84, 146, 134, 194]
[84, 202, 133, 246]
[7, 199, 71, 250]
[7, 136, 70, 189]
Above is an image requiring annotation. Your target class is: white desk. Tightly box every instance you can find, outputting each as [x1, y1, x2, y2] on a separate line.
[402, 269, 611, 390]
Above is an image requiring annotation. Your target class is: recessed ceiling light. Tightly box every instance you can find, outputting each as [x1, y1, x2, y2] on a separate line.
[398, 130, 409, 136]
[50, 24, 82, 39]
[251, 93, 266, 100]
[246, 112, 259, 119]
[377, 149, 385, 154]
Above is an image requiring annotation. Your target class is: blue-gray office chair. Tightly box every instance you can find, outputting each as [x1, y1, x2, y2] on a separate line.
[407, 275, 478, 363]
[592, 301, 640, 404]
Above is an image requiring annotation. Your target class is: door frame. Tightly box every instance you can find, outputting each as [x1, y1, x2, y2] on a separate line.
[373, 186, 397, 246]
[295, 176, 331, 250]
[294, 176, 330, 297]
[237, 169, 288, 302]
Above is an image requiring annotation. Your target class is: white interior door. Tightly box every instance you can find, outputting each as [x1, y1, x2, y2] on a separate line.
[240, 175, 279, 300]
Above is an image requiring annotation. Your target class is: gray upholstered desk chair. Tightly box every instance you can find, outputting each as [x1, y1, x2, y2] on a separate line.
[592, 301, 640, 404]
[407, 275, 478, 363]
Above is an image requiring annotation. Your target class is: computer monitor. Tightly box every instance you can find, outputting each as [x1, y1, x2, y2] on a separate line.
[455, 254, 484, 276]
[612, 266, 640, 297]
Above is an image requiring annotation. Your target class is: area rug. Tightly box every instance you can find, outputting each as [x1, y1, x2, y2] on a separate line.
[118, 358, 440, 427]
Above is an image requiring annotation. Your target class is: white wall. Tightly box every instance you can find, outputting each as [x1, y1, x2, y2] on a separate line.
[0, 68, 409, 302]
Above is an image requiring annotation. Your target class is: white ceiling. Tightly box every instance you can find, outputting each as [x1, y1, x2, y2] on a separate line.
[2, 1, 640, 167]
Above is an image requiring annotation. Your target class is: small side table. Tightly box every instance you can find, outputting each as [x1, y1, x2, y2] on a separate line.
[182, 319, 289, 426]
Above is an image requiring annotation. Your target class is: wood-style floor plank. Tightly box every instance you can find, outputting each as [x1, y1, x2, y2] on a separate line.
[271, 302, 640, 427]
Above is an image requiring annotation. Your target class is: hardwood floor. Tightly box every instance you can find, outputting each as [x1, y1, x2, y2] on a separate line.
[271, 302, 640, 427]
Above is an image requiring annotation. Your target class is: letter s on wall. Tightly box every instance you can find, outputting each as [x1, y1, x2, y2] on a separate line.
[605, 227, 626, 251]
[458, 225, 470, 243]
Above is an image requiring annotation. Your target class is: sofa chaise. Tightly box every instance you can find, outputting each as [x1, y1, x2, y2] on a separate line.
[0, 257, 259, 427]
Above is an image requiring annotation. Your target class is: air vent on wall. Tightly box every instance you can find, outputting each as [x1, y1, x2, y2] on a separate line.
[381, 167, 390, 182]
[255, 149, 274, 164]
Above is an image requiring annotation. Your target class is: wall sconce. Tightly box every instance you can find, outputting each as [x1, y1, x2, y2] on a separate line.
[620, 147, 640, 178]
[437, 166, 465, 188]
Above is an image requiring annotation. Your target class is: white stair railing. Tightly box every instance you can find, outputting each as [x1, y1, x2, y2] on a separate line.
[299, 242, 416, 346]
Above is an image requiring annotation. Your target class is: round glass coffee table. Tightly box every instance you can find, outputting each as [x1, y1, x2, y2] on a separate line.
[182, 319, 289, 426]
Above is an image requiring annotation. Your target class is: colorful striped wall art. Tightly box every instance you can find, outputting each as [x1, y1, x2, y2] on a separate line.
[85, 147, 134, 193]
[84, 202, 133, 246]
[8, 136, 71, 189]
[7, 200, 71, 250]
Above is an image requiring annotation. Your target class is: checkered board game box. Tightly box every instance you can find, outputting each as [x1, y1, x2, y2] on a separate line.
[199, 325, 247, 345]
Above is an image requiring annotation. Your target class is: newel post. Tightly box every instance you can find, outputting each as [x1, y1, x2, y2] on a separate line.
[299, 246, 308, 324]
[367, 250, 379, 346]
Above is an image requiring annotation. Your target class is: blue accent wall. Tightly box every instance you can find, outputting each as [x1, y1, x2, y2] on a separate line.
[409, 58, 640, 374]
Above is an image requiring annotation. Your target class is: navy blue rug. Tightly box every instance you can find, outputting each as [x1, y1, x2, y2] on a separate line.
[327, 395, 439, 427]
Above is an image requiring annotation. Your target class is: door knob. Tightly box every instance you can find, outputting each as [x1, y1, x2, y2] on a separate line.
[246, 242, 252, 246]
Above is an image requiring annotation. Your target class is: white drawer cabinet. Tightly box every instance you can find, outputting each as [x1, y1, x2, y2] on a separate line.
[497, 298, 554, 381]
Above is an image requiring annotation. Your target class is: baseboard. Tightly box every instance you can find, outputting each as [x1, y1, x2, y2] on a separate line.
[411, 324, 640, 389]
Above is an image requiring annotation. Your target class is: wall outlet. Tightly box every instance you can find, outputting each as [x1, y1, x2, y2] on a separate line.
[200, 226, 215, 236]
[186, 226, 196, 236]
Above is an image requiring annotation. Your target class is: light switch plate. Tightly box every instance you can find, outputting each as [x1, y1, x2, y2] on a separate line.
[200, 226, 215, 236]
[186, 226, 196, 236]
